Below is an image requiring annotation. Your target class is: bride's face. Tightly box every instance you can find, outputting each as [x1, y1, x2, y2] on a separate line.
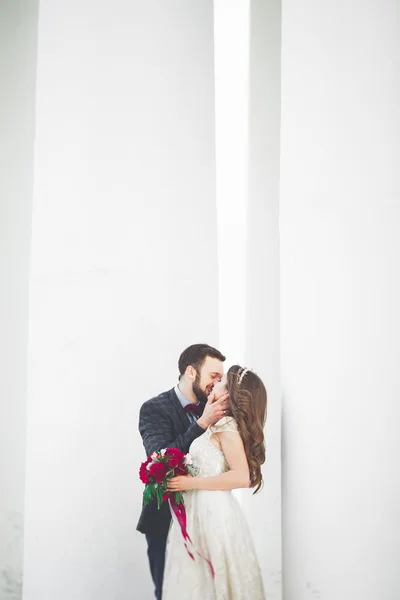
[211, 373, 228, 399]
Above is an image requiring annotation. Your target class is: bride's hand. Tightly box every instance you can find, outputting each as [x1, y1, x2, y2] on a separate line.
[167, 475, 195, 492]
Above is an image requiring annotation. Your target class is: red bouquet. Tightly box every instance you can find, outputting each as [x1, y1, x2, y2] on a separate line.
[138, 447, 214, 578]
[139, 447, 194, 509]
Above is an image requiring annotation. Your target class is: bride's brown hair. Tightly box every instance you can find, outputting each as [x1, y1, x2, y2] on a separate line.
[226, 366, 267, 493]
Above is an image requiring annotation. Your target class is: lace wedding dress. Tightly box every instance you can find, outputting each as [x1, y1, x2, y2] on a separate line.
[162, 417, 265, 600]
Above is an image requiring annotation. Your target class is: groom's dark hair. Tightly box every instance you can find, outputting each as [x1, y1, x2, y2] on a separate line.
[178, 344, 226, 380]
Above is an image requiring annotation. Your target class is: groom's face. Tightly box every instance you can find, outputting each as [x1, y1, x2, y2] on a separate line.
[192, 356, 224, 404]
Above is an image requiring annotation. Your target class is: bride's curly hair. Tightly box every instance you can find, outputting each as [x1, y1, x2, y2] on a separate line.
[226, 365, 267, 493]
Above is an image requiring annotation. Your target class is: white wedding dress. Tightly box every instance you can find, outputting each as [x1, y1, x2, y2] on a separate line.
[162, 417, 265, 600]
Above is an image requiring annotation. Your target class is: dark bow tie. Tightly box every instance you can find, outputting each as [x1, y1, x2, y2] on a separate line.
[184, 403, 202, 415]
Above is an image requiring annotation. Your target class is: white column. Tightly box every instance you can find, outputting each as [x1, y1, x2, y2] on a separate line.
[281, 1, 400, 599]
[23, 2, 217, 599]
[214, 0, 250, 367]
[0, 1, 38, 597]
[243, 0, 282, 597]
[214, 2, 282, 596]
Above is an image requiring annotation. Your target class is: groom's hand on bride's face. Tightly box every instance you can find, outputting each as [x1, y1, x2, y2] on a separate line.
[197, 393, 230, 430]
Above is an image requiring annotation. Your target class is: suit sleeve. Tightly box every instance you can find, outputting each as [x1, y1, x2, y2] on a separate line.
[139, 400, 204, 456]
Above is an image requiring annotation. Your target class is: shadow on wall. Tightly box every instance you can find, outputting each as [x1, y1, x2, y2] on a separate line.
[1, 511, 23, 600]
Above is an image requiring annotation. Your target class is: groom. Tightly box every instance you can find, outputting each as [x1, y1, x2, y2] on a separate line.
[137, 343, 229, 600]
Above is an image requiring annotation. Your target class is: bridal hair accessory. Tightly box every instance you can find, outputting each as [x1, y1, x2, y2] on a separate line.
[237, 367, 254, 386]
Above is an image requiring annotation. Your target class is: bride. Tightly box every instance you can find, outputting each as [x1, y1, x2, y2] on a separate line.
[162, 365, 267, 600]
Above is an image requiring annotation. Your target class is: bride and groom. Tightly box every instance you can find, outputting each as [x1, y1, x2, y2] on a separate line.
[137, 343, 267, 600]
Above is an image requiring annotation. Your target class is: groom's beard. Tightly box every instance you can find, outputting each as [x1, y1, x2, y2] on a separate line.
[192, 375, 210, 405]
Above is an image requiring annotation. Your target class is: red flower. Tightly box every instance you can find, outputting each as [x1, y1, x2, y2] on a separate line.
[175, 464, 188, 475]
[164, 447, 185, 468]
[148, 461, 168, 483]
[139, 458, 151, 484]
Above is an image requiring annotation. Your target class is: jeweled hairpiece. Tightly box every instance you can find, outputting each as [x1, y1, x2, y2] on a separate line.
[237, 367, 252, 386]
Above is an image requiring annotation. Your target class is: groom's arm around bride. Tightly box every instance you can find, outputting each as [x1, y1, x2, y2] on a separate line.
[139, 384, 228, 457]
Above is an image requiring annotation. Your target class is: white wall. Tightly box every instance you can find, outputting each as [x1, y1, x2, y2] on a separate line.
[23, 2, 217, 599]
[243, 1, 282, 598]
[0, 1, 38, 598]
[280, 1, 400, 599]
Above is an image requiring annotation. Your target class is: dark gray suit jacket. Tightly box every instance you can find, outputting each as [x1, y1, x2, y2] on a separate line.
[136, 388, 205, 536]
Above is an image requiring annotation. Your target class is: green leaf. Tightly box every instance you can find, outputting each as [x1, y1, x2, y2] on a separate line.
[156, 486, 163, 510]
[143, 485, 154, 505]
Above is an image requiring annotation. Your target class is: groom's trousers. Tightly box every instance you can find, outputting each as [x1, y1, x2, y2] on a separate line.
[145, 532, 168, 600]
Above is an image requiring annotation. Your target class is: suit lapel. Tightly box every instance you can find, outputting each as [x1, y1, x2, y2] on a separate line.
[168, 388, 189, 429]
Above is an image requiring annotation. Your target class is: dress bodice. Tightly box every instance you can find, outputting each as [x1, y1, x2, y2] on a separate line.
[189, 417, 239, 477]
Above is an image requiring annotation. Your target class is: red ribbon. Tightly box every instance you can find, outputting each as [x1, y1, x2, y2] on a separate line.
[168, 497, 215, 579]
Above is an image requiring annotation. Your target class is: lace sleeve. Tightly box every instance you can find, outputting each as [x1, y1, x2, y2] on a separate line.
[209, 416, 239, 434]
